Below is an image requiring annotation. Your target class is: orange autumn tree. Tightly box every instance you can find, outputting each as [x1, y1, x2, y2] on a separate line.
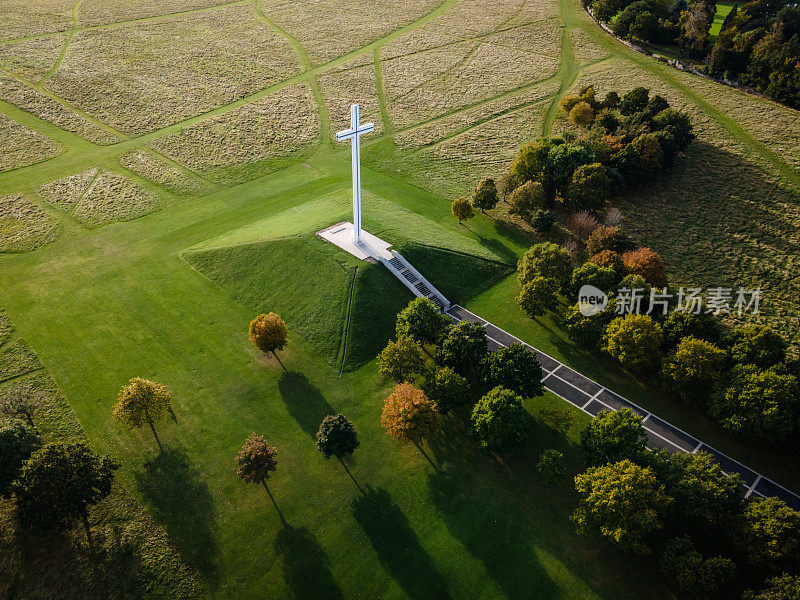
[381, 383, 440, 467]
[622, 247, 667, 288]
[249, 312, 288, 370]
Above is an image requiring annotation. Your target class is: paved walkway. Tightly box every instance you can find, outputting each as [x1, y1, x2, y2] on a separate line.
[446, 305, 800, 510]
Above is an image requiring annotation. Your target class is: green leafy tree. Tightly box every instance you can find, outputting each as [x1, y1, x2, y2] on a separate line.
[0, 384, 46, 428]
[511, 139, 554, 184]
[620, 86, 650, 115]
[661, 336, 727, 404]
[423, 366, 470, 414]
[631, 133, 664, 173]
[580, 407, 648, 466]
[113, 377, 172, 449]
[544, 142, 595, 193]
[662, 310, 724, 348]
[316, 414, 359, 460]
[537, 449, 567, 486]
[710, 365, 799, 442]
[13, 442, 118, 548]
[725, 325, 788, 368]
[451, 197, 475, 224]
[378, 337, 426, 382]
[249, 312, 289, 369]
[531, 209, 555, 234]
[660, 537, 738, 600]
[471, 386, 531, 452]
[564, 163, 611, 212]
[517, 276, 558, 319]
[738, 497, 800, 574]
[573, 459, 671, 554]
[396, 297, 450, 347]
[486, 343, 544, 398]
[744, 574, 800, 600]
[517, 242, 573, 288]
[563, 301, 614, 347]
[0, 419, 40, 496]
[509, 181, 545, 221]
[652, 108, 695, 150]
[436, 320, 488, 377]
[235, 433, 282, 519]
[602, 314, 664, 373]
[472, 178, 499, 213]
[570, 262, 617, 296]
[601, 90, 621, 108]
[645, 94, 670, 116]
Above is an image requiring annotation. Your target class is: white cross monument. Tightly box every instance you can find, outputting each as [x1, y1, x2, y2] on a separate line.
[336, 104, 374, 244]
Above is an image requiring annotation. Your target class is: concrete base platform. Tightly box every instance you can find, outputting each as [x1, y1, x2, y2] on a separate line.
[316, 221, 393, 262]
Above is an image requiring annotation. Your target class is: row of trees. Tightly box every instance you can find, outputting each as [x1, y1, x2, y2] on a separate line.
[572, 407, 800, 599]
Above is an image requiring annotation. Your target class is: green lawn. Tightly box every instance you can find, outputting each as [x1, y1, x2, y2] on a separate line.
[710, 2, 737, 39]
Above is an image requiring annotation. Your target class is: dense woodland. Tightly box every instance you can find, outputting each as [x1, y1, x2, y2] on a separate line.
[586, 0, 800, 108]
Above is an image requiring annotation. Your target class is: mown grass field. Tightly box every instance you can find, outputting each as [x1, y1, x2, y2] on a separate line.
[0, 0, 799, 597]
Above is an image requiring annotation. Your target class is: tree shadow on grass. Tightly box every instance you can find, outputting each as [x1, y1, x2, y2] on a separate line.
[273, 524, 345, 600]
[277, 371, 336, 439]
[134, 448, 220, 586]
[351, 486, 449, 600]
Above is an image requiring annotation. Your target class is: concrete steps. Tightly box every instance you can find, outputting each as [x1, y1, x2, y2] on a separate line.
[382, 251, 450, 311]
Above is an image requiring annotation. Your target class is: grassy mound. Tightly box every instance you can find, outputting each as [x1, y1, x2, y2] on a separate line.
[184, 194, 512, 370]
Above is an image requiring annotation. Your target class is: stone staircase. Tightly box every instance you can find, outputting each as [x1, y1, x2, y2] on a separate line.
[382, 252, 450, 311]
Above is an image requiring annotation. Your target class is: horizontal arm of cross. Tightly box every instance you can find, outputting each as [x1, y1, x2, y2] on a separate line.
[335, 123, 375, 141]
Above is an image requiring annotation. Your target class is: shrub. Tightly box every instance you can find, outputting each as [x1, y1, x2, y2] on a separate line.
[565, 210, 599, 240]
[725, 325, 788, 368]
[602, 90, 621, 109]
[517, 276, 558, 318]
[660, 537, 738, 600]
[580, 406, 648, 465]
[622, 247, 667, 287]
[573, 459, 671, 554]
[395, 297, 450, 346]
[564, 163, 611, 212]
[472, 178, 499, 213]
[586, 225, 630, 255]
[569, 101, 595, 128]
[437, 320, 488, 377]
[508, 180, 545, 220]
[620, 86, 650, 115]
[485, 343, 544, 398]
[451, 196, 475, 224]
[560, 94, 583, 114]
[423, 366, 470, 414]
[744, 574, 800, 600]
[531, 209, 555, 234]
[709, 365, 799, 442]
[471, 386, 531, 451]
[602, 314, 663, 373]
[0, 419, 40, 496]
[517, 242, 573, 287]
[604, 206, 623, 226]
[570, 262, 617, 296]
[645, 94, 670, 116]
[631, 133, 664, 173]
[661, 336, 727, 404]
[537, 449, 567, 486]
[378, 337, 426, 382]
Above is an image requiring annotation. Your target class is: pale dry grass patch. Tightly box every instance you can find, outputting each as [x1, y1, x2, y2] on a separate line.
[0, 194, 60, 252]
[78, 0, 237, 27]
[260, 0, 442, 64]
[72, 170, 161, 228]
[0, 73, 122, 144]
[570, 28, 611, 66]
[119, 150, 213, 196]
[0, 34, 68, 80]
[485, 19, 562, 57]
[505, 0, 561, 24]
[37, 168, 99, 210]
[45, 5, 301, 134]
[387, 42, 558, 127]
[0, 114, 62, 172]
[429, 0, 529, 38]
[379, 26, 460, 60]
[149, 83, 319, 184]
[319, 60, 383, 138]
[0, 0, 73, 39]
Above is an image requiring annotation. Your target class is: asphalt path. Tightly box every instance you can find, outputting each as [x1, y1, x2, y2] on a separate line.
[446, 304, 800, 510]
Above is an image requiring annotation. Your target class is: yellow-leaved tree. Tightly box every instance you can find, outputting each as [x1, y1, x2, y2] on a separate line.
[113, 377, 172, 449]
[249, 312, 289, 370]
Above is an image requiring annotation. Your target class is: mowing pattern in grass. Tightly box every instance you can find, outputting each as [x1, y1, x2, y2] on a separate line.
[0, 312, 205, 599]
[0, 33, 68, 80]
[37, 167, 99, 210]
[0, 0, 73, 39]
[149, 83, 319, 185]
[0, 113, 62, 172]
[0, 194, 60, 252]
[44, 4, 302, 135]
[119, 150, 215, 197]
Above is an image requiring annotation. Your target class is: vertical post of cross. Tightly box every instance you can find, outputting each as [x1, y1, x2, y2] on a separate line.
[336, 104, 374, 245]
